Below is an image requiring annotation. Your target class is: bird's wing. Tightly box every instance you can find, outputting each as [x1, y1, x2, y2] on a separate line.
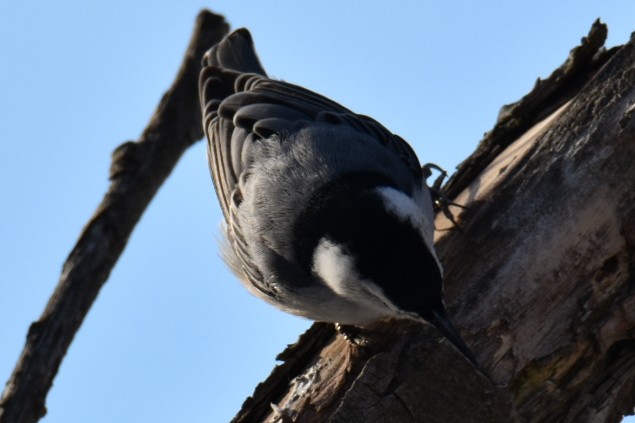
[199, 29, 424, 296]
[200, 68, 423, 221]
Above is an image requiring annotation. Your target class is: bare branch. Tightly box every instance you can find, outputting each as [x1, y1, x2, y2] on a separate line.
[0, 10, 228, 423]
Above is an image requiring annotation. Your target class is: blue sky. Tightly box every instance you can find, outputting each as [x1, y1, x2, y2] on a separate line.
[1, 2, 634, 422]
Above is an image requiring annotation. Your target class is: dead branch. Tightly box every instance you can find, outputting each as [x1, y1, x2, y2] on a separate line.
[0, 11, 228, 423]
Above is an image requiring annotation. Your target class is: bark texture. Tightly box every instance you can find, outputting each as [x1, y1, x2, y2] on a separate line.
[0, 11, 229, 423]
[232, 20, 635, 423]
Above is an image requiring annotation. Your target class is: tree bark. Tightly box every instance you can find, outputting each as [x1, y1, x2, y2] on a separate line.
[0, 11, 229, 423]
[232, 21, 635, 423]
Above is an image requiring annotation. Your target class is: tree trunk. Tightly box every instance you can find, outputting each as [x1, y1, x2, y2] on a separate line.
[232, 21, 635, 423]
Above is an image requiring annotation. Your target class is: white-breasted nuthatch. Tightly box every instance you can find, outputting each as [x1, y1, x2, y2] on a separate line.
[200, 29, 476, 364]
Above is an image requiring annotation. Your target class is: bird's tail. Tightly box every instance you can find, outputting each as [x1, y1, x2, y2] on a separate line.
[202, 28, 266, 75]
[199, 29, 267, 144]
[429, 308, 478, 366]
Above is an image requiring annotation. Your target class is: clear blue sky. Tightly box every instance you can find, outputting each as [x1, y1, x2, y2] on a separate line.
[1, 2, 634, 422]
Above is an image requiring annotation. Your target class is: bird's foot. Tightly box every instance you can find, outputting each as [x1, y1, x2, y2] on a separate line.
[422, 163, 467, 231]
[334, 323, 370, 348]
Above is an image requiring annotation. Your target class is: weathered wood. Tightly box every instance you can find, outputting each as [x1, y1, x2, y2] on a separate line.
[444, 19, 618, 200]
[439, 28, 635, 421]
[236, 321, 517, 423]
[0, 11, 229, 423]
[232, 22, 635, 422]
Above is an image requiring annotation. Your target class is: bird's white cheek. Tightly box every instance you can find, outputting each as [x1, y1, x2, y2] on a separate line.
[312, 239, 359, 297]
[374, 186, 443, 276]
[312, 238, 398, 311]
[374, 186, 430, 236]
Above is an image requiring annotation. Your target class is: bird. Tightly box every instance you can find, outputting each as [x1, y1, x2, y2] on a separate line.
[199, 28, 476, 365]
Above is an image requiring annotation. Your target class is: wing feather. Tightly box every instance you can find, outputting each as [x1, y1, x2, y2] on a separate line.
[199, 29, 424, 295]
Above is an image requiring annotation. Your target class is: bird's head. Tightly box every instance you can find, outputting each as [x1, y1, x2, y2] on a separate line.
[293, 172, 443, 321]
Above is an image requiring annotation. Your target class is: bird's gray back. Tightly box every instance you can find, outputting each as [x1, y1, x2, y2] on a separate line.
[199, 29, 431, 318]
[237, 122, 420, 272]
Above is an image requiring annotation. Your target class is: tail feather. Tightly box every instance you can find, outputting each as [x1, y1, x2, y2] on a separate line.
[202, 28, 266, 75]
[429, 308, 478, 366]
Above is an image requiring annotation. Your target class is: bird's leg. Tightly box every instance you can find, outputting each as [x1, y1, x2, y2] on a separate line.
[422, 162, 448, 192]
[422, 163, 467, 231]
